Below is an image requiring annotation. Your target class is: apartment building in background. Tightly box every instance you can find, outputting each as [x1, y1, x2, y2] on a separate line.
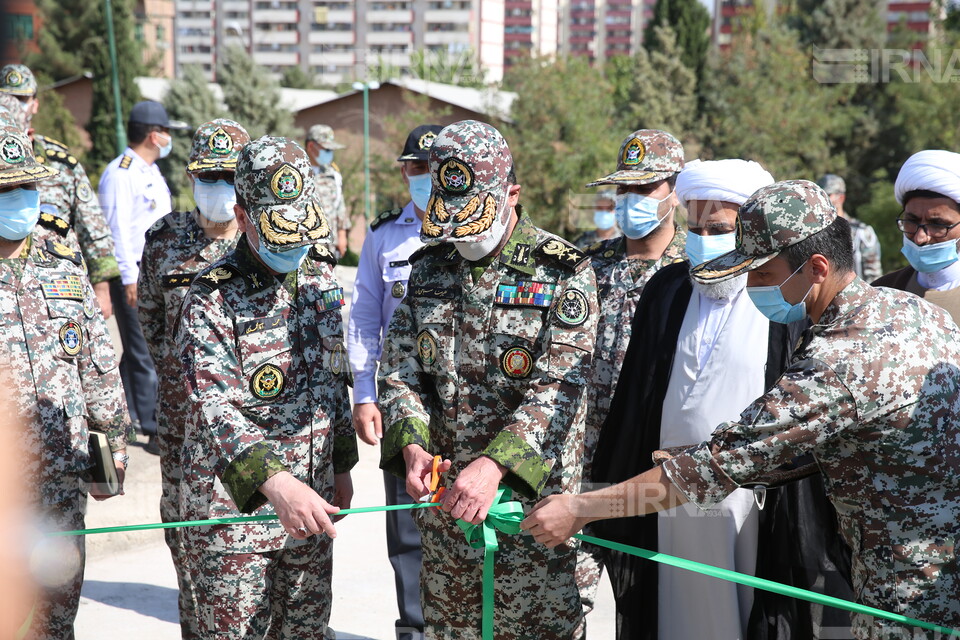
[174, 0, 513, 85]
[504, 0, 560, 70]
[136, 0, 177, 77]
[559, 0, 650, 63]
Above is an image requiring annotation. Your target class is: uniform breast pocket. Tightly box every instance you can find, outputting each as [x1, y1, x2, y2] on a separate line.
[236, 322, 292, 406]
[489, 306, 546, 382]
[382, 265, 412, 300]
[414, 299, 454, 375]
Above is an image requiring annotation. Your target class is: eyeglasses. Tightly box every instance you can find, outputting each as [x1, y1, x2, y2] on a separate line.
[896, 216, 960, 240]
[197, 174, 235, 185]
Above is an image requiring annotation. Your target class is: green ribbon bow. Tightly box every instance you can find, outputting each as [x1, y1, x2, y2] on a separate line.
[456, 487, 525, 640]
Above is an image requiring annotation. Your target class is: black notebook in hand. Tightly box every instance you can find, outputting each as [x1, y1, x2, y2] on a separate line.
[88, 431, 121, 496]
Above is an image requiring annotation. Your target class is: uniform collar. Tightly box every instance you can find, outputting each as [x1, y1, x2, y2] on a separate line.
[813, 277, 872, 331]
[398, 201, 421, 225]
[498, 211, 537, 276]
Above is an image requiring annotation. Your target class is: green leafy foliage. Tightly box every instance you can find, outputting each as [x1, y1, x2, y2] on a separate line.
[217, 46, 299, 141]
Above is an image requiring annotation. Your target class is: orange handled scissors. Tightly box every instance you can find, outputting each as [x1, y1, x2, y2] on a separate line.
[419, 455, 446, 503]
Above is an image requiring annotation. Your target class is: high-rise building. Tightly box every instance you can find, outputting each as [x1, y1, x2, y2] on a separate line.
[504, 0, 560, 71]
[173, 0, 509, 85]
[135, 0, 177, 78]
[559, 0, 649, 63]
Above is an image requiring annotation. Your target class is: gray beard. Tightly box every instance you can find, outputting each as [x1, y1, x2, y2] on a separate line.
[690, 272, 748, 301]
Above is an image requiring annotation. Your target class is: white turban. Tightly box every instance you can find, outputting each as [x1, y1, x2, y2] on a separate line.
[676, 159, 775, 210]
[894, 150, 960, 205]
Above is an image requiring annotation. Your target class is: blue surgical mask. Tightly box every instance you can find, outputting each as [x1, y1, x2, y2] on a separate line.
[746, 260, 813, 324]
[407, 172, 432, 211]
[315, 149, 334, 166]
[156, 132, 173, 159]
[256, 243, 311, 273]
[900, 235, 960, 273]
[685, 231, 736, 267]
[615, 191, 673, 239]
[593, 209, 616, 230]
[0, 187, 41, 240]
[194, 179, 237, 223]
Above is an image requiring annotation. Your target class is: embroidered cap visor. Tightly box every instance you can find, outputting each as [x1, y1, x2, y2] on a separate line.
[0, 133, 58, 186]
[691, 179, 838, 283]
[187, 119, 250, 175]
[586, 129, 684, 188]
[422, 120, 513, 244]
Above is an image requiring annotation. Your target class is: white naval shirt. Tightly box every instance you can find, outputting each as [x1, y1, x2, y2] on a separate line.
[98, 147, 172, 285]
[347, 201, 424, 404]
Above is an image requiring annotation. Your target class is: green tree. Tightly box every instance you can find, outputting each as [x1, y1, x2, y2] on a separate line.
[605, 26, 699, 144]
[856, 172, 907, 273]
[160, 65, 225, 205]
[789, 0, 886, 50]
[503, 55, 619, 237]
[217, 46, 299, 140]
[280, 65, 315, 89]
[644, 0, 711, 84]
[30, 73, 85, 154]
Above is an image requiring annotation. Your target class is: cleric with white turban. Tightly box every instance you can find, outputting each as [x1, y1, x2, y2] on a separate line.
[875, 149, 960, 321]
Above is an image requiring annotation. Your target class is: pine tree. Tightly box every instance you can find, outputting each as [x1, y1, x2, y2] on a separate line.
[790, 0, 886, 50]
[217, 46, 299, 141]
[643, 0, 711, 85]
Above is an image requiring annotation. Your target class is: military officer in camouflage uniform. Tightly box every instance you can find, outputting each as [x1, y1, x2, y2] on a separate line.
[306, 124, 350, 257]
[138, 119, 249, 639]
[0, 64, 120, 317]
[0, 110, 131, 639]
[177, 136, 358, 639]
[817, 173, 882, 282]
[379, 120, 599, 639]
[524, 180, 960, 640]
[575, 129, 687, 626]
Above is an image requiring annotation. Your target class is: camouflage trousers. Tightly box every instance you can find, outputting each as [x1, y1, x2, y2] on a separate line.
[159, 424, 199, 640]
[28, 483, 87, 640]
[574, 538, 605, 640]
[416, 506, 583, 640]
[192, 539, 335, 640]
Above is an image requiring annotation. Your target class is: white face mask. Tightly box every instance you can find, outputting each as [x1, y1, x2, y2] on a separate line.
[454, 201, 510, 261]
[194, 179, 237, 223]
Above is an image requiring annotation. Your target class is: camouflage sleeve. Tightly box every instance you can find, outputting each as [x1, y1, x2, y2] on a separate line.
[336, 190, 350, 232]
[137, 237, 165, 367]
[662, 359, 858, 509]
[378, 298, 432, 478]
[79, 276, 132, 450]
[178, 288, 288, 513]
[483, 263, 600, 499]
[859, 224, 883, 283]
[332, 313, 358, 475]
[70, 162, 120, 284]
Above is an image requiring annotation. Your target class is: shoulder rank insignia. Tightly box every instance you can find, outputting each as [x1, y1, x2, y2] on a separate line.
[309, 243, 337, 266]
[250, 363, 285, 400]
[44, 239, 82, 265]
[44, 147, 77, 167]
[319, 287, 345, 311]
[410, 286, 457, 300]
[146, 216, 169, 240]
[537, 238, 586, 269]
[41, 274, 85, 300]
[495, 281, 556, 308]
[196, 264, 241, 289]
[370, 207, 403, 231]
[119, 155, 133, 170]
[161, 273, 196, 288]
[38, 208, 71, 237]
[238, 315, 286, 335]
[38, 135, 68, 151]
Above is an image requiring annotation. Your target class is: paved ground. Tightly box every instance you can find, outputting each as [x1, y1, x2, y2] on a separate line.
[75, 265, 616, 639]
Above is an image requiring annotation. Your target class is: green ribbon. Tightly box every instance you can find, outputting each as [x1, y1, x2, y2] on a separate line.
[455, 488, 524, 640]
[575, 533, 960, 637]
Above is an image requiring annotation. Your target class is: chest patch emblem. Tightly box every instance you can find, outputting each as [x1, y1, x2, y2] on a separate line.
[555, 289, 589, 327]
[251, 363, 285, 400]
[391, 281, 406, 298]
[59, 320, 83, 356]
[417, 330, 437, 366]
[500, 346, 533, 379]
[331, 342, 346, 375]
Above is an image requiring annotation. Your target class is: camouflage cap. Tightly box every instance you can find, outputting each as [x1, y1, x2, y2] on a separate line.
[817, 173, 846, 195]
[0, 93, 27, 132]
[187, 118, 250, 174]
[0, 113, 57, 187]
[690, 179, 837, 283]
[236, 136, 330, 251]
[305, 124, 345, 150]
[421, 120, 513, 245]
[587, 129, 684, 187]
[0, 65, 37, 97]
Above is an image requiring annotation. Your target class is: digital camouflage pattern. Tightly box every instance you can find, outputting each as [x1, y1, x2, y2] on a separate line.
[586, 129, 684, 187]
[0, 93, 28, 131]
[186, 118, 249, 174]
[662, 278, 960, 638]
[306, 124, 346, 150]
[0, 234, 130, 638]
[177, 232, 356, 635]
[33, 134, 120, 284]
[311, 162, 350, 250]
[138, 210, 239, 639]
[420, 120, 513, 246]
[379, 211, 599, 639]
[236, 136, 331, 251]
[0, 110, 56, 187]
[848, 217, 882, 282]
[692, 180, 837, 283]
[0, 63, 37, 96]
